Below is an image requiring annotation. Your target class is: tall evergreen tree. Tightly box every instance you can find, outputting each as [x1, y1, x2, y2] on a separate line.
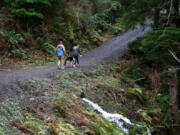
[120, 0, 176, 29]
[3, 0, 62, 19]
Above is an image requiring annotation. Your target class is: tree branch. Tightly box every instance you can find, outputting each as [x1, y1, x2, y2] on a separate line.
[169, 50, 180, 64]
[166, 0, 174, 26]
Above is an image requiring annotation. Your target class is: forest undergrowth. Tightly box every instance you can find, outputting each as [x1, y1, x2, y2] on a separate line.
[0, 0, 123, 68]
[0, 56, 172, 135]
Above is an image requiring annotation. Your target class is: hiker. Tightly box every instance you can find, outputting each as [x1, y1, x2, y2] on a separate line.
[56, 41, 66, 69]
[73, 43, 80, 67]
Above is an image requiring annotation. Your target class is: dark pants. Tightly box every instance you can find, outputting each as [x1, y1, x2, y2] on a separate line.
[73, 55, 79, 64]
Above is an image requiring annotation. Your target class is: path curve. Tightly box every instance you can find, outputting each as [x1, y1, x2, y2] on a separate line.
[0, 25, 151, 101]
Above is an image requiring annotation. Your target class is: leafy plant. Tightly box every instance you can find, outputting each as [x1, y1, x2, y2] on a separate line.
[3, 0, 59, 19]
[37, 37, 55, 54]
[0, 127, 5, 135]
[155, 93, 170, 127]
[121, 62, 150, 87]
[91, 116, 125, 135]
[1, 30, 24, 50]
[141, 27, 180, 65]
[89, 14, 112, 31]
[121, 0, 166, 29]
[126, 88, 146, 103]
[128, 37, 144, 57]
[129, 125, 147, 135]
[12, 48, 27, 58]
[137, 108, 162, 124]
[89, 0, 121, 31]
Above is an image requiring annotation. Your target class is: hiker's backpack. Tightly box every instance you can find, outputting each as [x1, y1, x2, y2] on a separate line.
[57, 47, 64, 56]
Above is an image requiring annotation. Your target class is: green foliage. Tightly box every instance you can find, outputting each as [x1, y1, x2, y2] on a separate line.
[137, 107, 162, 125]
[12, 48, 27, 58]
[1, 0, 124, 61]
[86, 28, 104, 44]
[1, 30, 24, 50]
[24, 120, 46, 135]
[129, 125, 147, 135]
[12, 8, 44, 19]
[0, 127, 5, 135]
[89, 14, 112, 31]
[37, 37, 55, 54]
[123, 27, 179, 134]
[111, 18, 125, 35]
[92, 0, 121, 14]
[4, 0, 60, 19]
[125, 27, 180, 88]
[126, 88, 146, 104]
[121, 62, 150, 87]
[53, 16, 65, 33]
[141, 27, 180, 65]
[89, 0, 121, 31]
[0, 98, 24, 135]
[121, 0, 166, 29]
[91, 116, 125, 135]
[155, 93, 170, 127]
[1, 30, 26, 58]
[137, 109, 153, 124]
[128, 37, 144, 56]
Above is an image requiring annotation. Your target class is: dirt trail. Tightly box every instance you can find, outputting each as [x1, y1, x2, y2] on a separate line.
[0, 25, 151, 101]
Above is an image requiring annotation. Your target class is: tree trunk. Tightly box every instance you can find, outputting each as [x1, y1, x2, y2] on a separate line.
[173, 0, 179, 15]
[173, 0, 180, 27]
[154, 7, 160, 28]
[169, 70, 179, 135]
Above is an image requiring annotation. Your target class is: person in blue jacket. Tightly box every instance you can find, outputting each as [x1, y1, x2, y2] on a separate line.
[56, 41, 66, 69]
[73, 43, 80, 67]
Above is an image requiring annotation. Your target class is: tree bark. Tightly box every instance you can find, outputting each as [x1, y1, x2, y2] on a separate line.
[154, 7, 160, 28]
[169, 70, 179, 135]
[173, 0, 180, 27]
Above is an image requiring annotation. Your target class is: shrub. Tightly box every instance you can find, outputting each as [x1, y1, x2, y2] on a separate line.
[11, 48, 27, 58]
[89, 14, 112, 31]
[128, 37, 144, 57]
[37, 37, 55, 55]
[121, 62, 150, 87]
[89, 0, 121, 31]
[1, 30, 24, 50]
[126, 88, 146, 104]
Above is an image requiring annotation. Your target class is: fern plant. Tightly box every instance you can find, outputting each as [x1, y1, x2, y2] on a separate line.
[126, 88, 146, 104]
[12, 48, 27, 58]
[1, 30, 24, 50]
[37, 37, 55, 55]
[91, 116, 125, 135]
[89, 0, 121, 31]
